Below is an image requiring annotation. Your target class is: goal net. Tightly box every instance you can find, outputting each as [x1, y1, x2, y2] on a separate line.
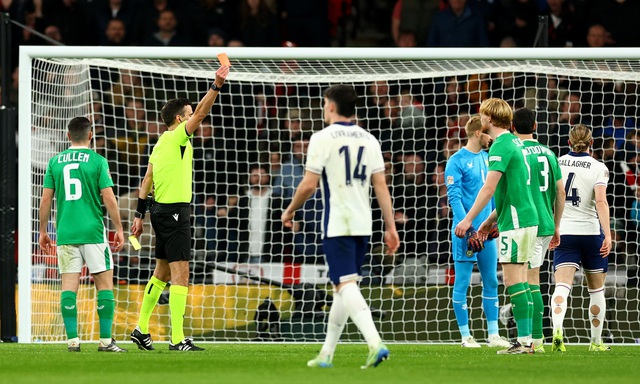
[18, 47, 640, 344]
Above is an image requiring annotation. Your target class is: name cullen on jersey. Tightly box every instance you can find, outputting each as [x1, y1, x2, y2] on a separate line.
[558, 158, 591, 169]
[57, 151, 91, 164]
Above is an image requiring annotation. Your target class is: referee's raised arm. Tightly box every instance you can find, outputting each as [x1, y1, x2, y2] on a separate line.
[185, 65, 229, 135]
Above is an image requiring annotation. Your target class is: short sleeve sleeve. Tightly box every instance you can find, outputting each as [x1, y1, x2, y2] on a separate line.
[173, 121, 193, 146]
[488, 142, 512, 173]
[43, 159, 55, 189]
[98, 157, 115, 190]
[369, 138, 385, 174]
[305, 133, 324, 175]
[595, 163, 609, 186]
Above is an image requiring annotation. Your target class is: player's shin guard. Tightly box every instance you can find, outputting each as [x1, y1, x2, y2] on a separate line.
[138, 276, 167, 333]
[588, 286, 606, 345]
[530, 284, 544, 345]
[169, 285, 188, 344]
[551, 282, 572, 332]
[97, 290, 115, 341]
[60, 291, 78, 339]
[320, 289, 349, 359]
[507, 283, 532, 344]
[340, 283, 382, 350]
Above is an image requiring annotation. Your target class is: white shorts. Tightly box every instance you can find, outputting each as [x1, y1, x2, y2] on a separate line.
[529, 236, 552, 269]
[497, 226, 538, 264]
[57, 243, 113, 274]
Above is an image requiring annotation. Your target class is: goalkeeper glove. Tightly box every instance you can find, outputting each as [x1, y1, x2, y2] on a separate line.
[487, 223, 500, 240]
[465, 226, 484, 256]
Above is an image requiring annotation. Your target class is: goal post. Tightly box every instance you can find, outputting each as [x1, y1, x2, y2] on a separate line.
[18, 46, 640, 344]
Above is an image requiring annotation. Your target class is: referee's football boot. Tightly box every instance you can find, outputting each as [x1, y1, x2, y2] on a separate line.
[131, 326, 155, 351]
[496, 341, 534, 355]
[98, 339, 128, 352]
[169, 338, 205, 351]
[361, 343, 390, 369]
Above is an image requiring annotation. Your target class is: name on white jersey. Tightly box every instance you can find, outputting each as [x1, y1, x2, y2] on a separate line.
[329, 130, 369, 139]
[58, 152, 90, 164]
[558, 159, 591, 169]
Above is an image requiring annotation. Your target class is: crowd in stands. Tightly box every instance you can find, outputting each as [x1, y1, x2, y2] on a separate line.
[6, 0, 639, 284]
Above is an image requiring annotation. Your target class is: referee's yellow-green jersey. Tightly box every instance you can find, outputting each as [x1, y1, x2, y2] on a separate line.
[149, 121, 193, 204]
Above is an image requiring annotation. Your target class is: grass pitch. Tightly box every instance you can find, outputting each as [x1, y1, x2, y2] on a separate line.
[1, 343, 638, 384]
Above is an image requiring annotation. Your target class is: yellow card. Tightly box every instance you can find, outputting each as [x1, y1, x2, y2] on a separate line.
[128, 235, 141, 250]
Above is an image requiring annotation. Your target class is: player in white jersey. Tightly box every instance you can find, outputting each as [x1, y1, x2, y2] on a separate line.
[282, 84, 400, 369]
[550, 124, 612, 352]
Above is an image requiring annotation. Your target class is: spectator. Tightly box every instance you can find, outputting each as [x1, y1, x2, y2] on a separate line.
[103, 18, 129, 46]
[503, 0, 538, 47]
[108, 69, 146, 109]
[585, 24, 608, 47]
[226, 165, 287, 263]
[489, 72, 524, 108]
[427, 0, 489, 47]
[391, 0, 439, 46]
[393, 153, 429, 261]
[43, 25, 63, 44]
[593, 106, 636, 150]
[188, 0, 238, 46]
[588, 0, 640, 47]
[545, 0, 582, 47]
[240, 0, 281, 47]
[42, 0, 91, 45]
[207, 28, 228, 47]
[143, 9, 190, 46]
[279, 0, 330, 46]
[91, 0, 139, 45]
[426, 161, 450, 263]
[396, 29, 418, 47]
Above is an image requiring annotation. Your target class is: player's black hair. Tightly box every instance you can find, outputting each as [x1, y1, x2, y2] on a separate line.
[512, 107, 536, 134]
[161, 98, 192, 126]
[324, 85, 358, 118]
[67, 116, 92, 142]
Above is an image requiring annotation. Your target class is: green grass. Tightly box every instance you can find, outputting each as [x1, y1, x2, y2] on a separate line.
[1, 343, 639, 384]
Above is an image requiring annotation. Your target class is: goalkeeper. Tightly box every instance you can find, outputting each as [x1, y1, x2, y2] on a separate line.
[445, 115, 510, 348]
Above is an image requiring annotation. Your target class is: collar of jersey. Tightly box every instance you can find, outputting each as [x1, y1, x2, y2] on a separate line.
[568, 151, 589, 157]
[333, 121, 356, 127]
[68, 146, 89, 149]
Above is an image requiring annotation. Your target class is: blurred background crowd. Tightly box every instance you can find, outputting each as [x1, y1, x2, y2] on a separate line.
[3, 0, 639, 285]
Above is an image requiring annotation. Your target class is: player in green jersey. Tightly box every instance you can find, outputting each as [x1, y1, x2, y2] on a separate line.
[512, 108, 565, 353]
[129, 64, 229, 351]
[454, 98, 539, 354]
[39, 116, 125, 352]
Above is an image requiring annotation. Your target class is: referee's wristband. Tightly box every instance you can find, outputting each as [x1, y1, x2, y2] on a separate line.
[210, 82, 222, 92]
[135, 198, 147, 219]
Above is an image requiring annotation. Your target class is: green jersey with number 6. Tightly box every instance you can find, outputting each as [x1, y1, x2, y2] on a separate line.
[521, 139, 562, 236]
[43, 147, 114, 245]
[488, 132, 539, 232]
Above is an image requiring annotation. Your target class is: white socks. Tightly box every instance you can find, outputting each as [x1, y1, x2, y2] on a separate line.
[551, 282, 572, 332]
[319, 288, 348, 359]
[339, 283, 382, 350]
[588, 286, 606, 345]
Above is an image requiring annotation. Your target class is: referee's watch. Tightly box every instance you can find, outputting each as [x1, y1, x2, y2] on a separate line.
[210, 82, 222, 92]
[134, 211, 145, 219]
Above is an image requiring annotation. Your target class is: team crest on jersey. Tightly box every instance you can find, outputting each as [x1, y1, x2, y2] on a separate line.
[447, 176, 454, 185]
[466, 161, 473, 168]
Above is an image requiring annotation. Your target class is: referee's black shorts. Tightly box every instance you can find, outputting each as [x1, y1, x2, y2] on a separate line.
[150, 202, 191, 262]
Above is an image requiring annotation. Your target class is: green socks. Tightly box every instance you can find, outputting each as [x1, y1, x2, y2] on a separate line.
[138, 276, 167, 333]
[97, 290, 115, 339]
[169, 285, 188, 344]
[60, 291, 78, 339]
[530, 284, 544, 340]
[507, 283, 532, 339]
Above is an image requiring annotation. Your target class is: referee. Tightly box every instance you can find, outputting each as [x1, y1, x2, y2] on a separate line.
[130, 65, 229, 351]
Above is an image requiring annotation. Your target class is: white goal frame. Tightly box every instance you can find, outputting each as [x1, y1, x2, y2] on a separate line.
[18, 46, 640, 343]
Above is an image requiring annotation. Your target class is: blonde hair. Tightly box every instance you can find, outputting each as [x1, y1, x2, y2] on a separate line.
[479, 98, 513, 129]
[568, 124, 592, 153]
[465, 115, 482, 136]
